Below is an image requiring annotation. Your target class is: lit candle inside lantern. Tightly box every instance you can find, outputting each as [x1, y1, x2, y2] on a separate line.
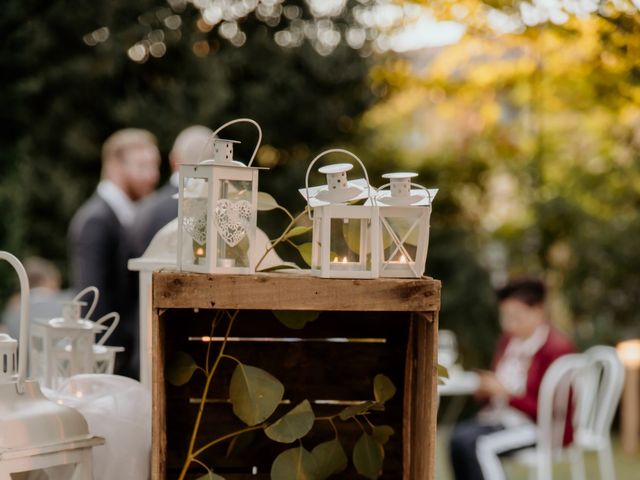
[218, 258, 236, 268]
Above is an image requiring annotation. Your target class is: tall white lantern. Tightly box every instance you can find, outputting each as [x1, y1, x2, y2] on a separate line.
[299, 148, 379, 279]
[0, 251, 103, 479]
[373, 172, 437, 278]
[178, 118, 264, 274]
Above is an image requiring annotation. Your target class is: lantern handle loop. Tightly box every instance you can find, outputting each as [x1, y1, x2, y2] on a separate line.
[304, 148, 374, 220]
[0, 251, 29, 393]
[375, 182, 433, 205]
[94, 311, 120, 346]
[73, 286, 99, 320]
[200, 118, 262, 167]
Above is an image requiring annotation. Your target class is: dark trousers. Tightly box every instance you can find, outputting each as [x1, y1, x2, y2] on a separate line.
[449, 420, 504, 480]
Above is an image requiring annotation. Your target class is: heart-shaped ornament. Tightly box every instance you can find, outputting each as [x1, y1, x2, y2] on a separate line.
[214, 199, 252, 247]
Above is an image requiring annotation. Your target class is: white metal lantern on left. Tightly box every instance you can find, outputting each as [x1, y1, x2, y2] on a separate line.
[372, 173, 438, 278]
[299, 148, 379, 279]
[178, 118, 264, 274]
[0, 251, 103, 480]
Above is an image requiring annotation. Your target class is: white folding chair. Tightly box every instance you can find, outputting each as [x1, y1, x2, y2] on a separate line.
[570, 346, 625, 480]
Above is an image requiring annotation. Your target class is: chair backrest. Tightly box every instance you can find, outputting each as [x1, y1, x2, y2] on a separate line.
[438, 329, 458, 367]
[536, 353, 588, 455]
[572, 346, 625, 450]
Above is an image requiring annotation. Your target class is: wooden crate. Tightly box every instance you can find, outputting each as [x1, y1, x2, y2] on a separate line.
[152, 272, 441, 480]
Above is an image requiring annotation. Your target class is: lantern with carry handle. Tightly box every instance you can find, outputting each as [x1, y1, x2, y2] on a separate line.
[0, 250, 103, 480]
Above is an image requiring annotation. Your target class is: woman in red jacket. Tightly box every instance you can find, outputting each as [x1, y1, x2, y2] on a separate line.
[449, 277, 575, 480]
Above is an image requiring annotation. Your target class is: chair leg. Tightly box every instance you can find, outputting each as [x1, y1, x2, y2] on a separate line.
[598, 442, 615, 480]
[569, 446, 586, 480]
[536, 451, 553, 480]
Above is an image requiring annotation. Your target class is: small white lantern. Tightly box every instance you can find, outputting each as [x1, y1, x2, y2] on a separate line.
[178, 118, 264, 274]
[299, 148, 379, 279]
[0, 251, 103, 479]
[372, 172, 437, 278]
[30, 287, 119, 389]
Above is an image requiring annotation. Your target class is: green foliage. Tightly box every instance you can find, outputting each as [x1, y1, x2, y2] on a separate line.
[371, 426, 394, 445]
[311, 439, 348, 479]
[166, 351, 198, 386]
[373, 374, 396, 404]
[273, 310, 320, 330]
[352, 433, 384, 480]
[229, 364, 284, 426]
[264, 400, 315, 443]
[271, 447, 318, 480]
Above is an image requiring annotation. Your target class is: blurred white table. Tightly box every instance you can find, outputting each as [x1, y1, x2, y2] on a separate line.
[438, 366, 480, 396]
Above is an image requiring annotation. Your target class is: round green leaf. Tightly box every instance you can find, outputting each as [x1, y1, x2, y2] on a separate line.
[311, 439, 348, 479]
[353, 433, 384, 480]
[284, 226, 312, 240]
[166, 351, 198, 386]
[257, 191, 279, 211]
[229, 364, 284, 426]
[273, 310, 320, 330]
[265, 400, 315, 443]
[271, 447, 318, 480]
[295, 242, 313, 267]
[437, 363, 450, 379]
[373, 374, 396, 404]
[371, 425, 394, 445]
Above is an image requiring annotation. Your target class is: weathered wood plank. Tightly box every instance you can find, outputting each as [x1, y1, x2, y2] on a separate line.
[152, 309, 166, 480]
[153, 271, 441, 312]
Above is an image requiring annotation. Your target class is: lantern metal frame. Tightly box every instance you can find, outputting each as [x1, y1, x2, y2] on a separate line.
[373, 173, 436, 278]
[177, 118, 264, 274]
[301, 148, 379, 279]
[0, 251, 103, 480]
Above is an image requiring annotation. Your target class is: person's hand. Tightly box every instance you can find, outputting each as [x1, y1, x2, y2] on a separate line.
[475, 370, 510, 398]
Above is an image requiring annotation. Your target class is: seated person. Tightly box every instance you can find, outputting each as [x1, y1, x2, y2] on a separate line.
[449, 277, 575, 480]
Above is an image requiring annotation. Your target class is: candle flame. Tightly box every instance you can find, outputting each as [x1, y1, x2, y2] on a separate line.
[400, 254, 407, 263]
[195, 247, 205, 256]
[333, 256, 339, 263]
[341, 256, 348, 263]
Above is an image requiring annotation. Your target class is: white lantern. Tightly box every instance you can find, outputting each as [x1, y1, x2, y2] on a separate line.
[373, 172, 437, 278]
[30, 287, 121, 389]
[0, 251, 103, 479]
[177, 118, 264, 274]
[299, 148, 379, 279]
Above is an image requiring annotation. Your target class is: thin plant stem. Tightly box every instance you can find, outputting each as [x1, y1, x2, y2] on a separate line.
[205, 312, 221, 374]
[177, 309, 240, 480]
[220, 353, 242, 365]
[191, 424, 264, 458]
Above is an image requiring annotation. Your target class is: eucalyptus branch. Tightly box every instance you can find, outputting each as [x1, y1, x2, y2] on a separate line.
[178, 309, 240, 480]
[255, 207, 309, 271]
[191, 424, 265, 458]
[220, 353, 242, 365]
[205, 312, 222, 375]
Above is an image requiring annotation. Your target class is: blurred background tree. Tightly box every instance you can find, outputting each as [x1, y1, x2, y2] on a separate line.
[1, 0, 639, 366]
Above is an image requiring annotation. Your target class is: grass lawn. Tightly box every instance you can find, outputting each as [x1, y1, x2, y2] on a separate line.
[436, 426, 640, 479]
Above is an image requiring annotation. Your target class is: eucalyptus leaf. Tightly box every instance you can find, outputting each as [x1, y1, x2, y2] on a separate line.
[273, 310, 320, 330]
[229, 364, 284, 426]
[338, 400, 376, 421]
[371, 425, 394, 445]
[311, 439, 348, 479]
[166, 351, 198, 386]
[225, 430, 256, 458]
[283, 226, 312, 240]
[437, 363, 450, 379]
[342, 219, 362, 255]
[295, 242, 313, 267]
[373, 374, 396, 404]
[353, 433, 384, 480]
[257, 191, 279, 211]
[258, 264, 298, 273]
[265, 400, 315, 443]
[271, 447, 319, 480]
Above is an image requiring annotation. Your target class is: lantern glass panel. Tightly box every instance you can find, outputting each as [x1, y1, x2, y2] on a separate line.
[381, 215, 420, 264]
[329, 218, 371, 271]
[214, 178, 254, 269]
[181, 177, 209, 268]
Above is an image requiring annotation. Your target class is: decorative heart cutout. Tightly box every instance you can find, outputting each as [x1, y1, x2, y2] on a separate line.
[214, 199, 252, 247]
